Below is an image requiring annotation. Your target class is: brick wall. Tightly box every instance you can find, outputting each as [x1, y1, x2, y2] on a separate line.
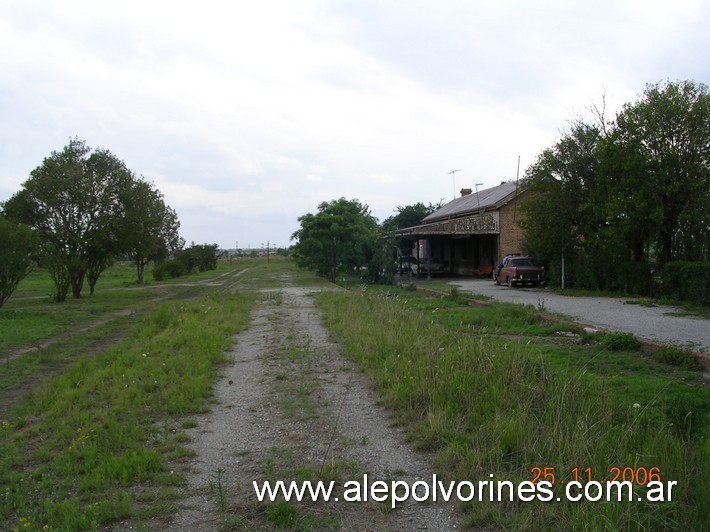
[497, 195, 525, 262]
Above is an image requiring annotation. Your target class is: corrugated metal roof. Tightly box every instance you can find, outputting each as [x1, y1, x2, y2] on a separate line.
[422, 181, 518, 223]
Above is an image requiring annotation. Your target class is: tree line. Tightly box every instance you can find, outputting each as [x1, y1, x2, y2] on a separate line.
[0, 138, 216, 306]
[520, 80, 709, 295]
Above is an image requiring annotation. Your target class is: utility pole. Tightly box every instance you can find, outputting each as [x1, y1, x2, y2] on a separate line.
[448, 169, 462, 200]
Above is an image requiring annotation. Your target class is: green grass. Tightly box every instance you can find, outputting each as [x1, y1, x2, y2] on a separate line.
[2, 259, 706, 530]
[2, 259, 248, 355]
[0, 263, 257, 531]
[315, 284, 709, 530]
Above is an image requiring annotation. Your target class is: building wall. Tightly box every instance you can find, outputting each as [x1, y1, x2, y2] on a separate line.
[403, 191, 527, 275]
[498, 196, 526, 262]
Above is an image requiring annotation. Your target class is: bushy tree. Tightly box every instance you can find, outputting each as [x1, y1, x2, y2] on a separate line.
[291, 198, 377, 282]
[381, 202, 440, 256]
[600, 80, 710, 264]
[519, 120, 606, 287]
[3, 138, 183, 297]
[3, 139, 133, 298]
[151, 243, 219, 281]
[0, 218, 37, 308]
[520, 80, 710, 293]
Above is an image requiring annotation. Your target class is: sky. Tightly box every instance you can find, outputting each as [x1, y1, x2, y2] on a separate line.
[1, 0, 708, 249]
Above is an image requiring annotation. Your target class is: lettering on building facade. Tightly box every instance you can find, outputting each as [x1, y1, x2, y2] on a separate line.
[414, 212, 500, 235]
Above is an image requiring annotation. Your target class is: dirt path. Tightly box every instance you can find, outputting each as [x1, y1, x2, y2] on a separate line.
[170, 281, 461, 530]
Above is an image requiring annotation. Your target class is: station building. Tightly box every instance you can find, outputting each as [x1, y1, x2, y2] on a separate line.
[396, 181, 526, 276]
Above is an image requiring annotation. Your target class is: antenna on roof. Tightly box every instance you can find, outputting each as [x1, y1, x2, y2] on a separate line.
[475, 183, 483, 211]
[448, 169, 462, 200]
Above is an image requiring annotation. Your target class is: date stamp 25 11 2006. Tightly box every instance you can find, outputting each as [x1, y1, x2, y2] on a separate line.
[530, 466, 663, 486]
[529, 466, 677, 502]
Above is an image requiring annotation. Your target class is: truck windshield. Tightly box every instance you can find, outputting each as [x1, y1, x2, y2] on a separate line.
[511, 258, 534, 267]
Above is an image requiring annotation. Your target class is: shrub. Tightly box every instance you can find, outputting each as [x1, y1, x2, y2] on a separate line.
[0, 219, 37, 307]
[152, 259, 186, 281]
[600, 331, 641, 351]
[653, 347, 703, 370]
[662, 261, 710, 306]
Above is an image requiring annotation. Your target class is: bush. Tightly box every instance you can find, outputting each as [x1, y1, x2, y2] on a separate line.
[617, 260, 653, 295]
[152, 259, 186, 281]
[600, 331, 641, 351]
[0, 218, 37, 307]
[653, 347, 703, 370]
[152, 244, 219, 281]
[662, 261, 710, 306]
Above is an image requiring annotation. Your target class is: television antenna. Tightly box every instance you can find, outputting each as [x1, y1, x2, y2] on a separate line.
[448, 169, 462, 200]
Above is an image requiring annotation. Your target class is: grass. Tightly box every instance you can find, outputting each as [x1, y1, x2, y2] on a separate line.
[2, 259, 248, 356]
[0, 262, 257, 531]
[315, 283, 709, 530]
[2, 259, 707, 530]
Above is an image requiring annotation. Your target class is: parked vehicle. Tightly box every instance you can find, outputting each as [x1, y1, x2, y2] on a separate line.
[395, 256, 418, 275]
[411, 257, 449, 276]
[495, 256, 545, 287]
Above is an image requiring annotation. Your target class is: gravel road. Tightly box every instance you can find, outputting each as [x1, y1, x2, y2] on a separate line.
[450, 279, 710, 353]
[170, 282, 461, 530]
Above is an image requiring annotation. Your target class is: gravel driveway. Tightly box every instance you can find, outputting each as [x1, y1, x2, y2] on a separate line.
[450, 279, 710, 353]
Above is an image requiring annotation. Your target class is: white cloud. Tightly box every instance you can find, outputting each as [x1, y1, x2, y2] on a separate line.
[1, 0, 708, 247]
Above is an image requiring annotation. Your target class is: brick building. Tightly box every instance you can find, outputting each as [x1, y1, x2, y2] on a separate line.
[396, 181, 526, 276]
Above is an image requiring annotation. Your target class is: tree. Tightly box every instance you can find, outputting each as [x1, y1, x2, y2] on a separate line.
[520, 80, 710, 293]
[3, 139, 134, 298]
[381, 202, 440, 256]
[291, 198, 378, 282]
[0, 218, 37, 308]
[118, 179, 181, 284]
[600, 80, 710, 265]
[519, 120, 605, 287]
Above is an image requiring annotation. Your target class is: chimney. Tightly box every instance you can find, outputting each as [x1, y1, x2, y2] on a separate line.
[460, 188, 472, 197]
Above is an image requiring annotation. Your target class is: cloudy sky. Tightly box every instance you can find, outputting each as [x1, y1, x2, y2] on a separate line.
[1, 0, 708, 249]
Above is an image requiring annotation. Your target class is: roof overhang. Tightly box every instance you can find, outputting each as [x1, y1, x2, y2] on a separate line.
[397, 211, 500, 237]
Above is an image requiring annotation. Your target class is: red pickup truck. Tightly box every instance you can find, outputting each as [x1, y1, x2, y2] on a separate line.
[495, 256, 546, 287]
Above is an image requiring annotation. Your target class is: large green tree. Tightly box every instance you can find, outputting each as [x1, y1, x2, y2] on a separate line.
[600, 80, 710, 264]
[4, 139, 133, 298]
[2, 138, 177, 298]
[291, 198, 377, 282]
[0, 218, 37, 308]
[520, 80, 710, 292]
[519, 120, 607, 286]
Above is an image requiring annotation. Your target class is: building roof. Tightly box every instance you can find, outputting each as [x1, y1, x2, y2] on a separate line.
[422, 181, 519, 223]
